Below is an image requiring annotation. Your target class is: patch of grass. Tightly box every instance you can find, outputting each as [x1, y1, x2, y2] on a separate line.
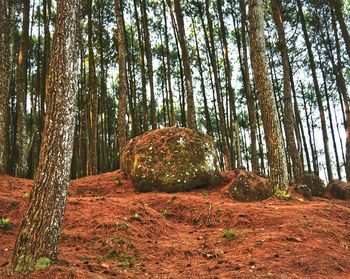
[76, 255, 89, 261]
[274, 189, 292, 200]
[115, 222, 130, 231]
[0, 218, 11, 231]
[161, 210, 170, 217]
[130, 214, 142, 221]
[201, 191, 210, 197]
[223, 229, 238, 240]
[10, 201, 19, 207]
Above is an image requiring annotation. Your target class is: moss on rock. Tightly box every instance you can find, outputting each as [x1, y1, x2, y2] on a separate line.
[300, 173, 325, 197]
[121, 127, 219, 193]
[229, 170, 273, 202]
[325, 180, 350, 200]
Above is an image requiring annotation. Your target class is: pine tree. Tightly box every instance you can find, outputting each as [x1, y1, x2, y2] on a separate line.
[249, 0, 288, 189]
[11, 0, 81, 272]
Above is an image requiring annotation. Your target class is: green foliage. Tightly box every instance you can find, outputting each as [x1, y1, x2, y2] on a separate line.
[0, 218, 11, 231]
[130, 214, 142, 221]
[161, 209, 170, 216]
[223, 229, 238, 240]
[35, 257, 52, 270]
[10, 201, 19, 207]
[274, 189, 292, 200]
[115, 222, 130, 231]
[201, 191, 210, 197]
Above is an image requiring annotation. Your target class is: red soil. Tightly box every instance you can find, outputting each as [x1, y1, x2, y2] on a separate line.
[0, 171, 350, 278]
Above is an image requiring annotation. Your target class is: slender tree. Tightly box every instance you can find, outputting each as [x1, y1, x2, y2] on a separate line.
[15, 0, 30, 178]
[172, 0, 196, 129]
[12, 0, 81, 271]
[271, 0, 303, 180]
[296, 0, 333, 181]
[329, 0, 350, 58]
[249, 0, 288, 189]
[115, 0, 127, 153]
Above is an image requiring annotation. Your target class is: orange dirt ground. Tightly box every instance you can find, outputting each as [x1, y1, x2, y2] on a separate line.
[0, 171, 350, 278]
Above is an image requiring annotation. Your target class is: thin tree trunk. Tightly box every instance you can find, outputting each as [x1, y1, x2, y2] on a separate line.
[217, 0, 241, 169]
[115, 0, 127, 153]
[271, 0, 303, 181]
[201, 0, 231, 169]
[163, 0, 175, 126]
[296, 0, 333, 181]
[87, 0, 98, 175]
[15, 0, 30, 178]
[140, 0, 156, 130]
[329, 0, 350, 59]
[173, 0, 196, 129]
[12, 0, 81, 271]
[238, 0, 259, 171]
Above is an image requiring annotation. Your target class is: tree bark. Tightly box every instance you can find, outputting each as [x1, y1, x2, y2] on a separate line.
[217, 0, 241, 169]
[296, 0, 333, 181]
[329, 0, 350, 59]
[0, 0, 12, 173]
[249, 0, 288, 189]
[141, 0, 156, 130]
[12, 0, 81, 271]
[87, 0, 98, 175]
[15, 0, 30, 178]
[115, 0, 127, 153]
[271, 0, 303, 181]
[238, 0, 259, 171]
[173, 0, 196, 129]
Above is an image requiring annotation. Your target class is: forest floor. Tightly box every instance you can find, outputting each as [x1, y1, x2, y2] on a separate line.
[0, 171, 350, 279]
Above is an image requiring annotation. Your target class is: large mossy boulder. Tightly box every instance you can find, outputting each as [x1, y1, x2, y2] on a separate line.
[229, 170, 273, 201]
[325, 180, 350, 200]
[300, 173, 325, 197]
[121, 127, 219, 193]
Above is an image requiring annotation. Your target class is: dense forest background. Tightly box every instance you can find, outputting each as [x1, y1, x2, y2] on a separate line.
[0, 0, 349, 183]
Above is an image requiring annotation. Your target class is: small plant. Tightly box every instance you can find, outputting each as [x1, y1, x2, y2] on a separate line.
[35, 257, 52, 270]
[0, 218, 11, 231]
[161, 210, 170, 217]
[115, 222, 130, 231]
[171, 196, 177, 201]
[130, 214, 141, 221]
[10, 201, 19, 207]
[201, 191, 210, 197]
[223, 229, 238, 240]
[274, 189, 291, 200]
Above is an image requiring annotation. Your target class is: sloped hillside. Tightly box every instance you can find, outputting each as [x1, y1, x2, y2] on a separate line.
[0, 171, 350, 278]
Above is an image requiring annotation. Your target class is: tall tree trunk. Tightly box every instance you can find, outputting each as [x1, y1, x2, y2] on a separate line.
[217, 0, 241, 168]
[134, 1, 148, 132]
[0, 0, 12, 173]
[12, 0, 81, 271]
[330, 5, 350, 181]
[173, 0, 196, 129]
[87, 0, 98, 175]
[301, 82, 319, 175]
[249, 0, 288, 189]
[192, 18, 213, 136]
[162, 0, 175, 126]
[271, 0, 303, 180]
[296, 0, 333, 181]
[329, 0, 350, 59]
[115, 0, 127, 153]
[15, 0, 30, 178]
[238, 0, 259, 171]
[140, 0, 156, 130]
[201, 0, 231, 169]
